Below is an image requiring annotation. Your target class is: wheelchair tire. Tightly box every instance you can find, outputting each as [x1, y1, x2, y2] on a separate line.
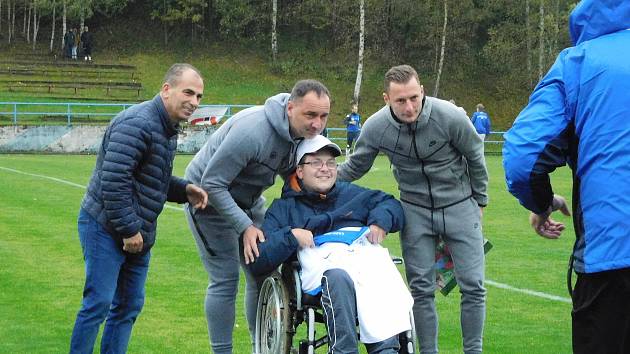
[255, 271, 294, 354]
[398, 310, 418, 353]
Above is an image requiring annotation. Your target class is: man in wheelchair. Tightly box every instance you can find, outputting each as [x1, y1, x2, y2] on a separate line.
[248, 135, 414, 353]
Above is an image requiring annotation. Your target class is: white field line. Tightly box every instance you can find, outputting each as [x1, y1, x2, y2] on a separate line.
[1, 165, 573, 303]
[485, 280, 572, 303]
[0, 166, 184, 211]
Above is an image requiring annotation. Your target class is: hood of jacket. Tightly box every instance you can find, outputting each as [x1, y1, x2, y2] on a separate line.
[570, 0, 630, 45]
[264, 93, 295, 143]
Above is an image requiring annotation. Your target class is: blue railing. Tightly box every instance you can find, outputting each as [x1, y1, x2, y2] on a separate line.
[0, 101, 254, 126]
[324, 127, 506, 145]
[0, 101, 506, 146]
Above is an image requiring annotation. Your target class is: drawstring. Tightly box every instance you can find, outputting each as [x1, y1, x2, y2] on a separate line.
[291, 138, 304, 168]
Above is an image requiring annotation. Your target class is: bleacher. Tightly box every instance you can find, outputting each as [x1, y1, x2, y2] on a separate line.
[0, 51, 144, 101]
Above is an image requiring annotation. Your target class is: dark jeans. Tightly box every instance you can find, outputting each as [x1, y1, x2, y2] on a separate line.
[70, 208, 150, 354]
[321, 269, 400, 354]
[572, 267, 630, 354]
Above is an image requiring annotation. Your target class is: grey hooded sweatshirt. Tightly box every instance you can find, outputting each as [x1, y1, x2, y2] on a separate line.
[185, 93, 301, 234]
[338, 96, 488, 209]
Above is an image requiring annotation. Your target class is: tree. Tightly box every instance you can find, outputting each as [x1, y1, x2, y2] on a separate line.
[538, 0, 544, 81]
[526, 0, 532, 88]
[47, 0, 55, 51]
[433, 0, 448, 97]
[271, 0, 277, 62]
[352, 0, 364, 105]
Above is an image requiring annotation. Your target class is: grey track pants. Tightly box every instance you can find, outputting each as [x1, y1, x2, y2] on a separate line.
[321, 269, 400, 354]
[185, 198, 268, 354]
[401, 198, 486, 354]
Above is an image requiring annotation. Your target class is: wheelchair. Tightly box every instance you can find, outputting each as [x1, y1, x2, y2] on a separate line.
[254, 260, 417, 354]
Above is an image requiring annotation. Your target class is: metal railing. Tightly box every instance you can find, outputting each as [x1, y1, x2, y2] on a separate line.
[0, 101, 254, 126]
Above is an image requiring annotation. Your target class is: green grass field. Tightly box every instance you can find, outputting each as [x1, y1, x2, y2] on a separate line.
[0, 154, 575, 353]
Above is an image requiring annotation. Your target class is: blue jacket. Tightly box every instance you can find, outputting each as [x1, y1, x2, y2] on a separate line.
[344, 112, 361, 133]
[81, 95, 189, 252]
[503, 0, 630, 273]
[471, 111, 491, 135]
[247, 177, 405, 276]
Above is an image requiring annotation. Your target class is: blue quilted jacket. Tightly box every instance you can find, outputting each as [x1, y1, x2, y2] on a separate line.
[503, 0, 630, 273]
[81, 95, 188, 252]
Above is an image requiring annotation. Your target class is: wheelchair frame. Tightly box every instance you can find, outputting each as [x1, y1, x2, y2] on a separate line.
[254, 261, 417, 354]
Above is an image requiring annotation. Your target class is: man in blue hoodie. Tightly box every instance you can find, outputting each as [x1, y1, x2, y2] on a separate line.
[70, 63, 208, 354]
[503, 1, 630, 352]
[249, 135, 411, 353]
[184, 80, 330, 353]
[471, 103, 491, 140]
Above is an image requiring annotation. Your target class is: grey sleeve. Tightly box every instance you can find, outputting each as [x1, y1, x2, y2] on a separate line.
[450, 112, 489, 206]
[337, 122, 380, 182]
[200, 131, 258, 235]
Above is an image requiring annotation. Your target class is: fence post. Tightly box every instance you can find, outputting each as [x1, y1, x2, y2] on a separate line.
[13, 103, 18, 126]
[67, 103, 72, 126]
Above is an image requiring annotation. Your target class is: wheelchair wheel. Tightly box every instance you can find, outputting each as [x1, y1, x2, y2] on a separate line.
[255, 271, 294, 354]
[398, 310, 418, 353]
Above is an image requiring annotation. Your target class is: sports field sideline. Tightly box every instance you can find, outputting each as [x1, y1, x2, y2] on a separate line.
[0, 153, 575, 353]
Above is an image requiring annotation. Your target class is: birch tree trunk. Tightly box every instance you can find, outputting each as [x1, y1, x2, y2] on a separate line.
[526, 0, 532, 87]
[26, 0, 32, 42]
[32, 2, 39, 49]
[6, 0, 10, 43]
[61, 0, 65, 49]
[271, 0, 277, 63]
[10, 0, 15, 43]
[550, 0, 559, 65]
[538, 0, 545, 81]
[352, 0, 365, 105]
[49, 0, 56, 52]
[433, 0, 448, 97]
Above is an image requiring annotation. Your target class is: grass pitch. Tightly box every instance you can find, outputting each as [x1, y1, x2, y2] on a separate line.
[0, 154, 574, 353]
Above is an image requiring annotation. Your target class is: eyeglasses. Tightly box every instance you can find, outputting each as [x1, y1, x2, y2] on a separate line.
[300, 159, 338, 169]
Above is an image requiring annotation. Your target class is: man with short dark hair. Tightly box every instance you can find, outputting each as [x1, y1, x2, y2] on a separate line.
[249, 135, 411, 353]
[344, 103, 361, 155]
[70, 63, 208, 353]
[184, 79, 330, 353]
[81, 26, 93, 61]
[338, 64, 488, 354]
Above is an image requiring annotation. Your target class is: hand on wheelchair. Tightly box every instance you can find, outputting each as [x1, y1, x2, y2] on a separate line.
[291, 228, 315, 249]
[243, 225, 265, 264]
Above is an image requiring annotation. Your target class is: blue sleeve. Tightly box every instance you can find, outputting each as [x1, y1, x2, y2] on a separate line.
[101, 117, 147, 238]
[485, 115, 491, 135]
[341, 184, 405, 233]
[503, 50, 572, 214]
[167, 176, 189, 203]
[248, 200, 300, 276]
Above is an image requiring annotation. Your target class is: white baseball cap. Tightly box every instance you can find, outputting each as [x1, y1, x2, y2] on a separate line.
[296, 135, 342, 164]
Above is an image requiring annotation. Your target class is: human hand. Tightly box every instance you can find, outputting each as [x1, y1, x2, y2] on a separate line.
[291, 228, 314, 249]
[366, 225, 386, 244]
[529, 195, 570, 239]
[529, 213, 566, 239]
[550, 194, 571, 216]
[186, 184, 208, 209]
[123, 232, 143, 253]
[243, 225, 265, 264]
